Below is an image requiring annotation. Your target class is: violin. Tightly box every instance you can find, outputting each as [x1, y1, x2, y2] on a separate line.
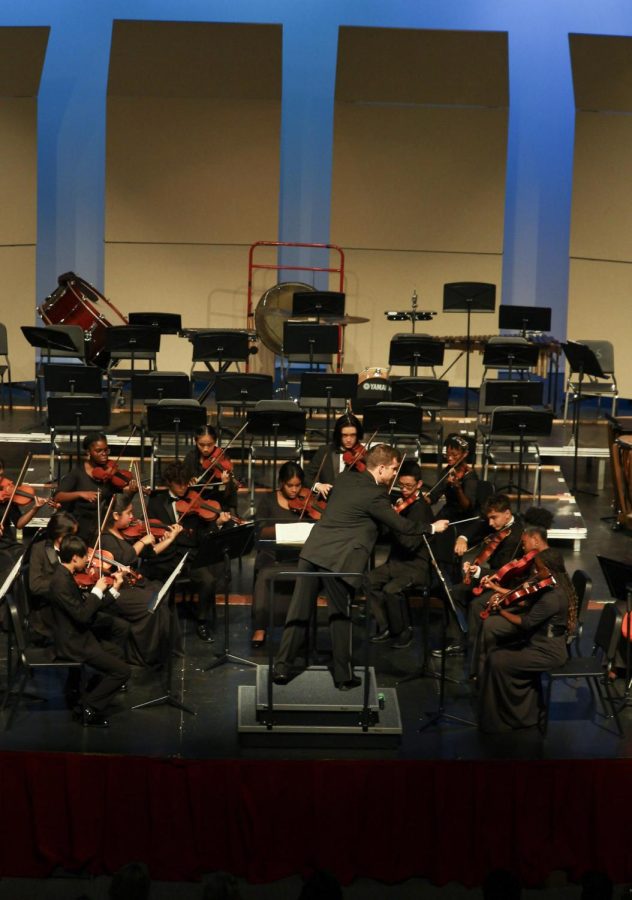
[472, 549, 539, 596]
[74, 547, 116, 589]
[462, 527, 512, 586]
[176, 491, 245, 525]
[199, 446, 234, 479]
[121, 517, 173, 541]
[480, 570, 557, 619]
[90, 548, 143, 585]
[393, 489, 421, 514]
[343, 443, 368, 473]
[91, 462, 135, 491]
[288, 487, 328, 521]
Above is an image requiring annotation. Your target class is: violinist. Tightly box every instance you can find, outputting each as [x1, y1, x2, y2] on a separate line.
[27, 511, 79, 644]
[53, 432, 139, 542]
[251, 462, 305, 647]
[48, 534, 131, 728]
[182, 425, 238, 515]
[438, 494, 524, 658]
[304, 413, 364, 499]
[100, 495, 183, 666]
[146, 461, 233, 642]
[0, 456, 48, 575]
[366, 461, 434, 649]
[477, 548, 578, 733]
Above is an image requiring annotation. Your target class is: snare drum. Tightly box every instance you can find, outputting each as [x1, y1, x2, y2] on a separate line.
[353, 366, 391, 411]
[39, 276, 113, 366]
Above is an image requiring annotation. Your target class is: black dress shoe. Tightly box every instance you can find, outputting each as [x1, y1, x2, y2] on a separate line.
[272, 666, 291, 685]
[370, 629, 391, 644]
[431, 643, 466, 658]
[196, 623, 215, 643]
[73, 706, 109, 728]
[334, 675, 362, 691]
[392, 627, 413, 650]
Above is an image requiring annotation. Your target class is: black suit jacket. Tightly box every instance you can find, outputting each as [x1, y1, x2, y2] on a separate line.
[303, 445, 342, 489]
[300, 469, 431, 587]
[48, 565, 111, 660]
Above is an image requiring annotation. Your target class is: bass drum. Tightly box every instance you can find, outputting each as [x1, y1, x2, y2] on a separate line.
[353, 366, 391, 411]
[254, 281, 315, 354]
[38, 273, 125, 367]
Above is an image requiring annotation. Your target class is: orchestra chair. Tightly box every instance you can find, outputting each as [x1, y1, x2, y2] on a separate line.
[541, 601, 623, 737]
[0, 322, 13, 414]
[2, 586, 84, 732]
[562, 339, 618, 423]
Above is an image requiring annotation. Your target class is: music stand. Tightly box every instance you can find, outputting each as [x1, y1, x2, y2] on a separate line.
[597, 555, 632, 705]
[389, 335, 445, 377]
[132, 552, 195, 715]
[146, 400, 206, 462]
[203, 523, 257, 672]
[300, 372, 358, 443]
[128, 312, 182, 333]
[247, 401, 306, 493]
[499, 304, 551, 337]
[482, 379, 544, 410]
[482, 341, 540, 380]
[362, 402, 422, 447]
[47, 395, 110, 464]
[563, 341, 606, 496]
[443, 282, 496, 417]
[22, 325, 85, 416]
[292, 291, 345, 320]
[44, 364, 102, 397]
[192, 330, 251, 403]
[133, 371, 191, 404]
[282, 321, 339, 370]
[487, 407, 553, 509]
[391, 378, 449, 454]
[105, 326, 161, 430]
[215, 373, 273, 479]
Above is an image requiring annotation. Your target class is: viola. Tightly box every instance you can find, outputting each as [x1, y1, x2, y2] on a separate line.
[393, 489, 421, 514]
[343, 443, 368, 473]
[480, 571, 556, 619]
[288, 487, 328, 521]
[463, 526, 512, 586]
[472, 549, 539, 596]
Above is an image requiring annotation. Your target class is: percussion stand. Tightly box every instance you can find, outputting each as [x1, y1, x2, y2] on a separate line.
[562, 341, 606, 497]
[104, 326, 161, 432]
[20, 326, 83, 427]
[442, 283, 496, 418]
[203, 523, 257, 672]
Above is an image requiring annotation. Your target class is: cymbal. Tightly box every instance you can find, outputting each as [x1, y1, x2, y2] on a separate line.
[267, 310, 370, 325]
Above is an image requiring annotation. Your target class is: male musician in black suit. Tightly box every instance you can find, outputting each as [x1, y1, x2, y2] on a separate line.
[48, 535, 131, 727]
[438, 493, 524, 657]
[367, 460, 434, 649]
[146, 461, 233, 642]
[274, 444, 449, 689]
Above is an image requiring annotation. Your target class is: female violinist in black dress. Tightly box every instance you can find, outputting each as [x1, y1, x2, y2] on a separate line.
[182, 425, 238, 515]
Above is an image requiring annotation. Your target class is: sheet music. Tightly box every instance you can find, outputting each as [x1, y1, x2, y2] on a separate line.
[275, 522, 314, 546]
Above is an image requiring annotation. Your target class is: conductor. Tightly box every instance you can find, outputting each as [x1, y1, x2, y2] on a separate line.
[273, 443, 449, 690]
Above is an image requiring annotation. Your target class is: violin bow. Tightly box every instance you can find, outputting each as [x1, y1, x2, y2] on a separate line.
[112, 424, 137, 469]
[388, 452, 406, 495]
[133, 461, 151, 536]
[0, 452, 33, 529]
[194, 421, 248, 486]
[346, 429, 379, 470]
[300, 453, 327, 521]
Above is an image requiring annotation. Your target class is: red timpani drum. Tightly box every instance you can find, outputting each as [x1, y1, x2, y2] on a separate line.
[38, 272, 127, 367]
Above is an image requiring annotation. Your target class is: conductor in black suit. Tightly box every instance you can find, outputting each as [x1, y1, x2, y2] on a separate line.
[274, 444, 449, 690]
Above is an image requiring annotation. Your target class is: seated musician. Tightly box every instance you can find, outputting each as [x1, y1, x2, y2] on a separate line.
[146, 461, 233, 642]
[367, 460, 433, 649]
[477, 548, 577, 733]
[182, 424, 238, 514]
[100, 495, 184, 666]
[49, 534, 131, 728]
[28, 511, 79, 642]
[304, 412, 364, 499]
[437, 493, 524, 658]
[0, 456, 48, 577]
[251, 461, 305, 647]
[53, 432, 140, 542]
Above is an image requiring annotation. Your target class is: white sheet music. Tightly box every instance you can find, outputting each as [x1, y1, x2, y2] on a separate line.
[275, 522, 314, 546]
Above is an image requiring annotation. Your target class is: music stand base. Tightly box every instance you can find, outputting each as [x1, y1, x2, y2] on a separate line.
[132, 692, 196, 715]
[419, 708, 475, 731]
[205, 653, 257, 672]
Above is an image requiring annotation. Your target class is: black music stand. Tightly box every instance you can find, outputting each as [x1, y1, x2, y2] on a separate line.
[146, 401, 206, 462]
[563, 341, 606, 496]
[192, 330, 251, 404]
[292, 291, 345, 320]
[282, 322, 339, 377]
[105, 326, 161, 431]
[47, 395, 110, 465]
[597, 555, 632, 706]
[487, 407, 553, 509]
[499, 304, 551, 337]
[443, 282, 496, 417]
[44, 364, 102, 397]
[133, 372, 192, 471]
[482, 341, 540, 380]
[215, 373, 273, 479]
[391, 378, 449, 454]
[362, 402, 423, 448]
[300, 372, 358, 443]
[247, 401, 306, 487]
[22, 325, 84, 417]
[482, 379, 544, 409]
[389, 335, 445, 377]
[128, 312, 182, 333]
[204, 523, 257, 672]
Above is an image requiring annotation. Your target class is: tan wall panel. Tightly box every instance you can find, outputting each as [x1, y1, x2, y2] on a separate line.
[332, 248, 503, 387]
[0, 98, 36, 246]
[104, 242, 278, 376]
[568, 258, 632, 399]
[0, 246, 37, 383]
[571, 112, 632, 263]
[331, 104, 506, 253]
[106, 96, 280, 245]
